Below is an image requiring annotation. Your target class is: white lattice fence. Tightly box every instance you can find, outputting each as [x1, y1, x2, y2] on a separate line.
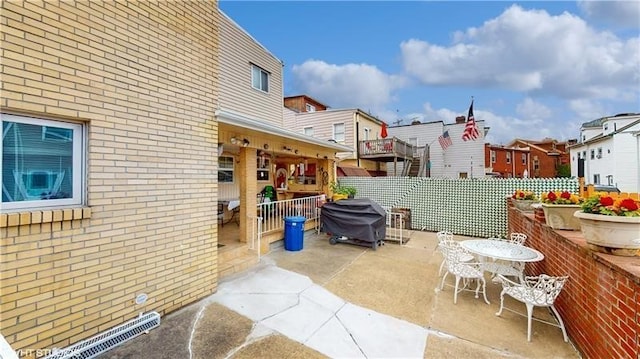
[338, 177, 579, 238]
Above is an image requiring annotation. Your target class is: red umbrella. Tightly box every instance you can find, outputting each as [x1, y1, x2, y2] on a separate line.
[380, 122, 388, 138]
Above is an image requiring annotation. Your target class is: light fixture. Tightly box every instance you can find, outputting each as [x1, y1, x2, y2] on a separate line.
[242, 138, 250, 147]
[230, 137, 238, 145]
[263, 144, 269, 150]
[294, 149, 299, 154]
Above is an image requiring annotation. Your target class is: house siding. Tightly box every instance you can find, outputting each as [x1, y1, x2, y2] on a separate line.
[1, 1, 220, 352]
[219, 12, 283, 126]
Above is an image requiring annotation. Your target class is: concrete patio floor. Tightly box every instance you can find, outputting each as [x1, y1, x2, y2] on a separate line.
[101, 230, 581, 358]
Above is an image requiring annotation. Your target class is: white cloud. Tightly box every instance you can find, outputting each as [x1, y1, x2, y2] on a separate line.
[290, 60, 406, 112]
[515, 98, 552, 121]
[578, 1, 640, 28]
[400, 4, 640, 101]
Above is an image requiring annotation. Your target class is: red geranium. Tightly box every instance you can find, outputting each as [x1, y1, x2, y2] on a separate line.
[560, 191, 571, 200]
[546, 191, 557, 202]
[620, 198, 639, 211]
[599, 196, 614, 206]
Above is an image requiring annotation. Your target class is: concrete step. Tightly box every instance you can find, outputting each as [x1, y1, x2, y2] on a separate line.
[219, 243, 259, 279]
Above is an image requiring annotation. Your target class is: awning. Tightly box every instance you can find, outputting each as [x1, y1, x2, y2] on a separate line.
[337, 166, 371, 177]
[216, 108, 354, 153]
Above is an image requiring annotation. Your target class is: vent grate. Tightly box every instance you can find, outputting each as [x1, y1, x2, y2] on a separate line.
[44, 311, 160, 359]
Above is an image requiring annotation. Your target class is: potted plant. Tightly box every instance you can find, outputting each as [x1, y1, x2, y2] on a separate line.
[510, 189, 537, 212]
[540, 191, 583, 230]
[574, 194, 640, 256]
[330, 182, 356, 201]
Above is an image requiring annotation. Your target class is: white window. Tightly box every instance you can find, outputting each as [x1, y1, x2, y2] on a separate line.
[590, 149, 595, 159]
[506, 152, 511, 164]
[303, 127, 314, 136]
[521, 153, 526, 165]
[218, 156, 234, 183]
[333, 123, 345, 143]
[533, 159, 539, 170]
[597, 148, 602, 158]
[251, 64, 269, 92]
[363, 128, 371, 140]
[305, 103, 316, 112]
[593, 174, 600, 184]
[604, 123, 608, 131]
[2, 114, 84, 211]
[490, 150, 496, 163]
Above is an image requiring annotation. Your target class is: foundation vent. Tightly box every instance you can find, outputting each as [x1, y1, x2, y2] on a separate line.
[44, 311, 161, 359]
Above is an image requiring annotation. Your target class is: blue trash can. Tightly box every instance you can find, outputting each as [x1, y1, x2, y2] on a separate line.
[284, 216, 306, 251]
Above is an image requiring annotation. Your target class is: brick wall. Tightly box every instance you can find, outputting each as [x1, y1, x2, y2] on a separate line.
[1, 1, 220, 354]
[508, 200, 640, 359]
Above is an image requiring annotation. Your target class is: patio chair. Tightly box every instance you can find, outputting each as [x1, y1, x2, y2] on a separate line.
[436, 231, 473, 277]
[509, 232, 527, 245]
[439, 243, 490, 305]
[495, 274, 569, 342]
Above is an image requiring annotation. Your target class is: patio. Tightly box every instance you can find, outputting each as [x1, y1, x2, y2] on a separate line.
[100, 230, 580, 358]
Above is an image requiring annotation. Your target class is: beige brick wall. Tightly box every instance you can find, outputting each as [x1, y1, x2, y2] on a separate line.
[1, 0, 220, 354]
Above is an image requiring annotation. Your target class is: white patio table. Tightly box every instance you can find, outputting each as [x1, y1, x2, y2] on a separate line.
[460, 239, 544, 281]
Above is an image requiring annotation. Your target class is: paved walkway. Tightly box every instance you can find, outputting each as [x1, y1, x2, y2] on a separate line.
[102, 230, 581, 358]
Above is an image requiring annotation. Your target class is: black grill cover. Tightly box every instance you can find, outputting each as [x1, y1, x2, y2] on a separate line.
[320, 198, 386, 243]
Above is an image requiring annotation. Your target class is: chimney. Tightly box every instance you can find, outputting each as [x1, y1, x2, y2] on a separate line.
[455, 116, 466, 124]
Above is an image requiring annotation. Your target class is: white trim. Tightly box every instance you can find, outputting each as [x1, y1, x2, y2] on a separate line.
[215, 109, 353, 152]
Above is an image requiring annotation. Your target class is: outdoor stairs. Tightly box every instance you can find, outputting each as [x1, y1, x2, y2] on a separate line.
[407, 158, 421, 177]
[218, 242, 260, 279]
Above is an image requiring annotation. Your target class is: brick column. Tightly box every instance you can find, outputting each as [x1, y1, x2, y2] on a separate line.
[238, 148, 257, 243]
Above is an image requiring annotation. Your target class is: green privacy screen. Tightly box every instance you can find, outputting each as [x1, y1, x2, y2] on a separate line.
[338, 177, 578, 238]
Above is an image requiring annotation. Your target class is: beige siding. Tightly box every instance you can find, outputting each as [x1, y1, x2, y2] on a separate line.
[219, 13, 283, 125]
[286, 109, 355, 152]
[1, 1, 219, 351]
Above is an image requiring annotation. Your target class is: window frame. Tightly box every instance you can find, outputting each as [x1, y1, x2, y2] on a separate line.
[490, 150, 496, 164]
[521, 153, 526, 165]
[506, 152, 511, 164]
[218, 156, 235, 184]
[2, 114, 85, 211]
[251, 64, 269, 93]
[305, 103, 316, 112]
[303, 126, 314, 137]
[333, 123, 345, 143]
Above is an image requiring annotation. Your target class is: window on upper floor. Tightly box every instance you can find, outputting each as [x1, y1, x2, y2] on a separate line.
[604, 123, 608, 131]
[364, 128, 371, 140]
[251, 64, 269, 92]
[218, 156, 234, 183]
[597, 148, 602, 159]
[606, 175, 614, 185]
[506, 152, 511, 164]
[333, 123, 345, 143]
[533, 159, 539, 170]
[490, 150, 496, 163]
[590, 149, 595, 159]
[582, 151, 586, 159]
[2, 114, 85, 212]
[593, 174, 600, 184]
[521, 153, 526, 165]
[305, 103, 316, 112]
[303, 127, 314, 137]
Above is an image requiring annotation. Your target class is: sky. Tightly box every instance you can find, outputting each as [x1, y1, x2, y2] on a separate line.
[219, 1, 640, 145]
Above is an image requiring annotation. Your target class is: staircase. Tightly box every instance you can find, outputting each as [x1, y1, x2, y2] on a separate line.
[407, 159, 421, 177]
[218, 242, 259, 279]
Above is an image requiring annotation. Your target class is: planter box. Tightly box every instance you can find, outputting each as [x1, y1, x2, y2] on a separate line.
[541, 203, 581, 230]
[513, 199, 536, 212]
[574, 211, 640, 256]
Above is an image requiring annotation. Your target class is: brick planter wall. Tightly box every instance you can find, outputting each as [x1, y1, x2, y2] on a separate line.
[508, 200, 640, 359]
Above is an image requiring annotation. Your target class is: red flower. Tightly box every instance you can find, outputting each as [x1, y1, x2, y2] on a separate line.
[547, 191, 557, 202]
[599, 196, 614, 206]
[518, 192, 525, 198]
[620, 198, 639, 211]
[560, 191, 571, 199]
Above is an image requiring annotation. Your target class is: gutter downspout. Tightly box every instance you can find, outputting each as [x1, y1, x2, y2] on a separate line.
[355, 113, 360, 167]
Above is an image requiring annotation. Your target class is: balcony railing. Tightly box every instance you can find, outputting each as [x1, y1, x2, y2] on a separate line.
[358, 137, 415, 160]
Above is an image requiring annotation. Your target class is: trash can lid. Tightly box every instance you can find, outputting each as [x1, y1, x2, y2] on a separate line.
[284, 216, 306, 222]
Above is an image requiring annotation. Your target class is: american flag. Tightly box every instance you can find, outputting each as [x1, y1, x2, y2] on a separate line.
[438, 130, 453, 150]
[462, 100, 480, 141]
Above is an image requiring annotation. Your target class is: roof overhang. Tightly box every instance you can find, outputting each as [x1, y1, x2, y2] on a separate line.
[216, 108, 353, 153]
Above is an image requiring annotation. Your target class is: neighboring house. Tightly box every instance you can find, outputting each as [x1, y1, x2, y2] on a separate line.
[569, 113, 640, 192]
[485, 138, 573, 178]
[0, 2, 350, 355]
[284, 96, 404, 177]
[387, 116, 487, 178]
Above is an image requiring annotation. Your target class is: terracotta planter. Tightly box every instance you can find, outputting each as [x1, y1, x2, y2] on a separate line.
[513, 199, 537, 212]
[541, 203, 582, 230]
[574, 211, 640, 256]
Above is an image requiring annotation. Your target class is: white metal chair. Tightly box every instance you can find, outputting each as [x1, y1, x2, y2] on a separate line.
[509, 232, 528, 245]
[439, 243, 490, 305]
[436, 230, 473, 277]
[495, 274, 569, 342]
